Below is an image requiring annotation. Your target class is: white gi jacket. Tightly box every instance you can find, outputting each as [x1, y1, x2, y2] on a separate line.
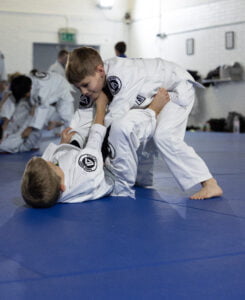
[48, 61, 66, 77]
[0, 94, 15, 121]
[103, 57, 196, 127]
[75, 57, 196, 132]
[29, 72, 74, 130]
[0, 98, 41, 153]
[0, 51, 7, 82]
[42, 124, 114, 203]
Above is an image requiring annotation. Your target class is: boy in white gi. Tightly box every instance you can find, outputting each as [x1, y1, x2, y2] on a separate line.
[0, 50, 7, 100]
[21, 89, 167, 208]
[48, 49, 69, 78]
[0, 71, 74, 153]
[65, 47, 223, 200]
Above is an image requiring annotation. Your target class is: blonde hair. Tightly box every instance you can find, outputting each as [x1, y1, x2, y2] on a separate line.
[8, 72, 22, 83]
[66, 47, 103, 83]
[21, 157, 61, 208]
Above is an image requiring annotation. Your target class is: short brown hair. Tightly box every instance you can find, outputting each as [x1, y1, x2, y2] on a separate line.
[66, 47, 103, 84]
[115, 41, 126, 54]
[21, 157, 61, 208]
[58, 49, 68, 58]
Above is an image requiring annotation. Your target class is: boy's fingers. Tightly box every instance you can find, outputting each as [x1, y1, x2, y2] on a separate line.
[68, 131, 76, 137]
[62, 127, 75, 135]
[65, 127, 72, 132]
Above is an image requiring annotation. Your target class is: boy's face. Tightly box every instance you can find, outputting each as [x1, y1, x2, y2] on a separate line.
[74, 65, 105, 101]
[46, 161, 66, 192]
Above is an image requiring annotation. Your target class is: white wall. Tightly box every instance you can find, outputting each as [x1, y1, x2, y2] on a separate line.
[0, 0, 130, 74]
[129, 0, 245, 125]
[129, 0, 245, 75]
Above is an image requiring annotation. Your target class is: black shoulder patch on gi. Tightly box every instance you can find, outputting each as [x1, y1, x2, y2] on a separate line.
[33, 71, 48, 79]
[107, 142, 116, 159]
[32, 95, 42, 105]
[78, 154, 97, 172]
[102, 84, 113, 103]
[135, 95, 146, 105]
[107, 76, 122, 95]
[79, 94, 93, 108]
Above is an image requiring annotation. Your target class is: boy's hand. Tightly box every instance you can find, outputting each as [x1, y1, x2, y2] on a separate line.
[21, 127, 33, 139]
[148, 88, 170, 115]
[60, 127, 76, 144]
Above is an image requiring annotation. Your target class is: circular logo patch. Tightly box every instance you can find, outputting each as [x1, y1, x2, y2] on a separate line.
[107, 76, 122, 95]
[79, 94, 93, 108]
[78, 154, 97, 172]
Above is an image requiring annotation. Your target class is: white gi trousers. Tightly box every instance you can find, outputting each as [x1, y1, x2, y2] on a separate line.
[105, 103, 211, 197]
[154, 100, 212, 190]
[137, 91, 212, 190]
[106, 108, 157, 198]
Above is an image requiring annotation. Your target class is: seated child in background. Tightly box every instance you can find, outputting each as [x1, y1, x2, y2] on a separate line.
[0, 72, 22, 140]
[21, 88, 168, 208]
[0, 71, 74, 153]
[65, 47, 223, 200]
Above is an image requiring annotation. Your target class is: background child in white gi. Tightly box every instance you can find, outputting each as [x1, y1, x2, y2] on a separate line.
[0, 50, 7, 100]
[65, 47, 223, 200]
[21, 89, 167, 208]
[48, 49, 69, 78]
[0, 71, 74, 153]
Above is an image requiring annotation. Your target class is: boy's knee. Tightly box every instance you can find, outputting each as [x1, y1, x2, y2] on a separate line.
[153, 129, 181, 152]
[110, 118, 132, 136]
[154, 127, 170, 146]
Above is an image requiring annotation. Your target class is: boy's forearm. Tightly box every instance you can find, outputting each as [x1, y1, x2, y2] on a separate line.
[148, 88, 170, 116]
[94, 92, 108, 125]
[94, 107, 106, 125]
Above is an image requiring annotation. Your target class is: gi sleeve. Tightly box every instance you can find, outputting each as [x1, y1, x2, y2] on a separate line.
[103, 58, 151, 127]
[42, 143, 59, 161]
[167, 67, 197, 107]
[29, 105, 50, 130]
[86, 124, 107, 150]
[69, 107, 95, 148]
[55, 91, 74, 128]
[0, 96, 15, 120]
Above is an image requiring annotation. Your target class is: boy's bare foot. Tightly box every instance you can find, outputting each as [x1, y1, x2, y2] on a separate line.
[47, 121, 64, 130]
[190, 178, 223, 200]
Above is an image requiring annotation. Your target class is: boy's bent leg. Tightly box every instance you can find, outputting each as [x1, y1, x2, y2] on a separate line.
[136, 138, 157, 187]
[0, 133, 24, 153]
[107, 109, 156, 198]
[154, 99, 222, 199]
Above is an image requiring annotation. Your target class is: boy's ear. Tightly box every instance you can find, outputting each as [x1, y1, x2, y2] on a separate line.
[25, 92, 31, 98]
[96, 64, 105, 75]
[60, 184, 66, 192]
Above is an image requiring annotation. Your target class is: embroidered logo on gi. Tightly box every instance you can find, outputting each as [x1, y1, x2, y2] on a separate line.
[33, 71, 48, 79]
[107, 76, 122, 95]
[107, 142, 116, 159]
[78, 154, 97, 172]
[135, 95, 146, 105]
[79, 94, 93, 108]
